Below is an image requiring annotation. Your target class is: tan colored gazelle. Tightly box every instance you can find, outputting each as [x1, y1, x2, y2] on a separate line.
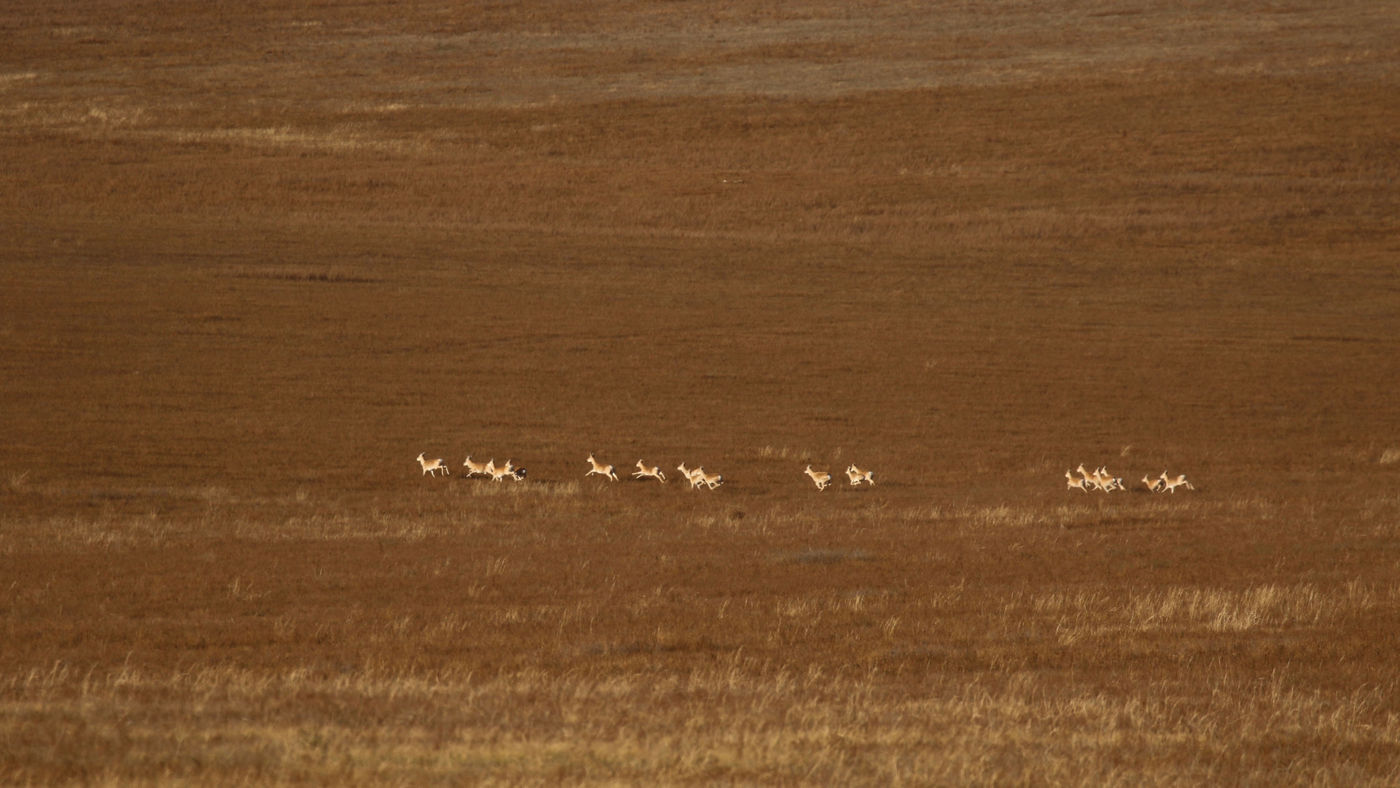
[488, 459, 520, 482]
[462, 455, 490, 478]
[676, 463, 705, 489]
[846, 464, 875, 486]
[1075, 463, 1101, 491]
[586, 454, 618, 482]
[417, 452, 448, 477]
[696, 467, 724, 490]
[1159, 471, 1195, 493]
[1096, 467, 1123, 492]
[632, 460, 667, 483]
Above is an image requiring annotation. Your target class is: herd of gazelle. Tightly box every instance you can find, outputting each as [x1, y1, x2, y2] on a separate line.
[590, 454, 725, 490]
[1066, 463, 1195, 493]
[418, 451, 872, 491]
[805, 464, 874, 491]
[416, 452, 526, 481]
[424, 452, 1194, 493]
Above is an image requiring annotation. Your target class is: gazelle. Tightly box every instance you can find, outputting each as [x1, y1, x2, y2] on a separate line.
[417, 452, 448, 477]
[696, 468, 724, 490]
[1075, 464, 1102, 491]
[586, 454, 618, 482]
[677, 463, 705, 489]
[1096, 467, 1123, 492]
[1066, 471, 1090, 493]
[489, 459, 517, 482]
[1159, 471, 1195, 493]
[846, 464, 874, 486]
[1141, 474, 1164, 493]
[805, 465, 832, 491]
[462, 455, 490, 478]
[632, 460, 667, 483]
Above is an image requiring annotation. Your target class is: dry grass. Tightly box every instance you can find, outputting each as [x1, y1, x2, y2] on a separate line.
[5, 662, 1397, 785]
[3, 0, 1400, 783]
[4, 491, 1399, 782]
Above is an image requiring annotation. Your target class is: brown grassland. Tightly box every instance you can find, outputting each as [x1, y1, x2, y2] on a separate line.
[3, 0, 1400, 783]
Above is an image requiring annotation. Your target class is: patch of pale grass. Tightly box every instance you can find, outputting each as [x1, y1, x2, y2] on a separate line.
[6, 470, 30, 493]
[234, 512, 439, 542]
[339, 100, 414, 113]
[757, 445, 810, 462]
[0, 72, 38, 88]
[226, 576, 266, 603]
[465, 479, 579, 498]
[966, 503, 1039, 528]
[83, 104, 147, 126]
[4, 663, 1397, 785]
[687, 509, 767, 535]
[960, 495, 1259, 532]
[160, 126, 429, 156]
[895, 503, 946, 522]
[481, 555, 510, 578]
[1379, 448, 1400, 465]
[1132, 584, 1344, 633]
[689, 500, 870, 535]
[959, 502, 1123, 530]
[0, 513, 174, 552]
[194, 485, 231, 504]
[223, 265, 383, 284]
[773, 547, 874, 565]
[5, 100, 148, 128]
[1032, 583, 1385, 642]
[1360, 495, 1400, 537]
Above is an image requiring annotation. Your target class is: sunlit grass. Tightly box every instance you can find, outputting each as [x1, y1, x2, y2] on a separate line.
[4, 662, 1397, 784]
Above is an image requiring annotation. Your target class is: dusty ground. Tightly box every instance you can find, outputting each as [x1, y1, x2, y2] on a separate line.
[3, 0, 1400, 783]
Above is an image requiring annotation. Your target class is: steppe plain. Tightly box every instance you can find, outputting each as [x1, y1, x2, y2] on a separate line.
[3, 0, 1400, 783]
